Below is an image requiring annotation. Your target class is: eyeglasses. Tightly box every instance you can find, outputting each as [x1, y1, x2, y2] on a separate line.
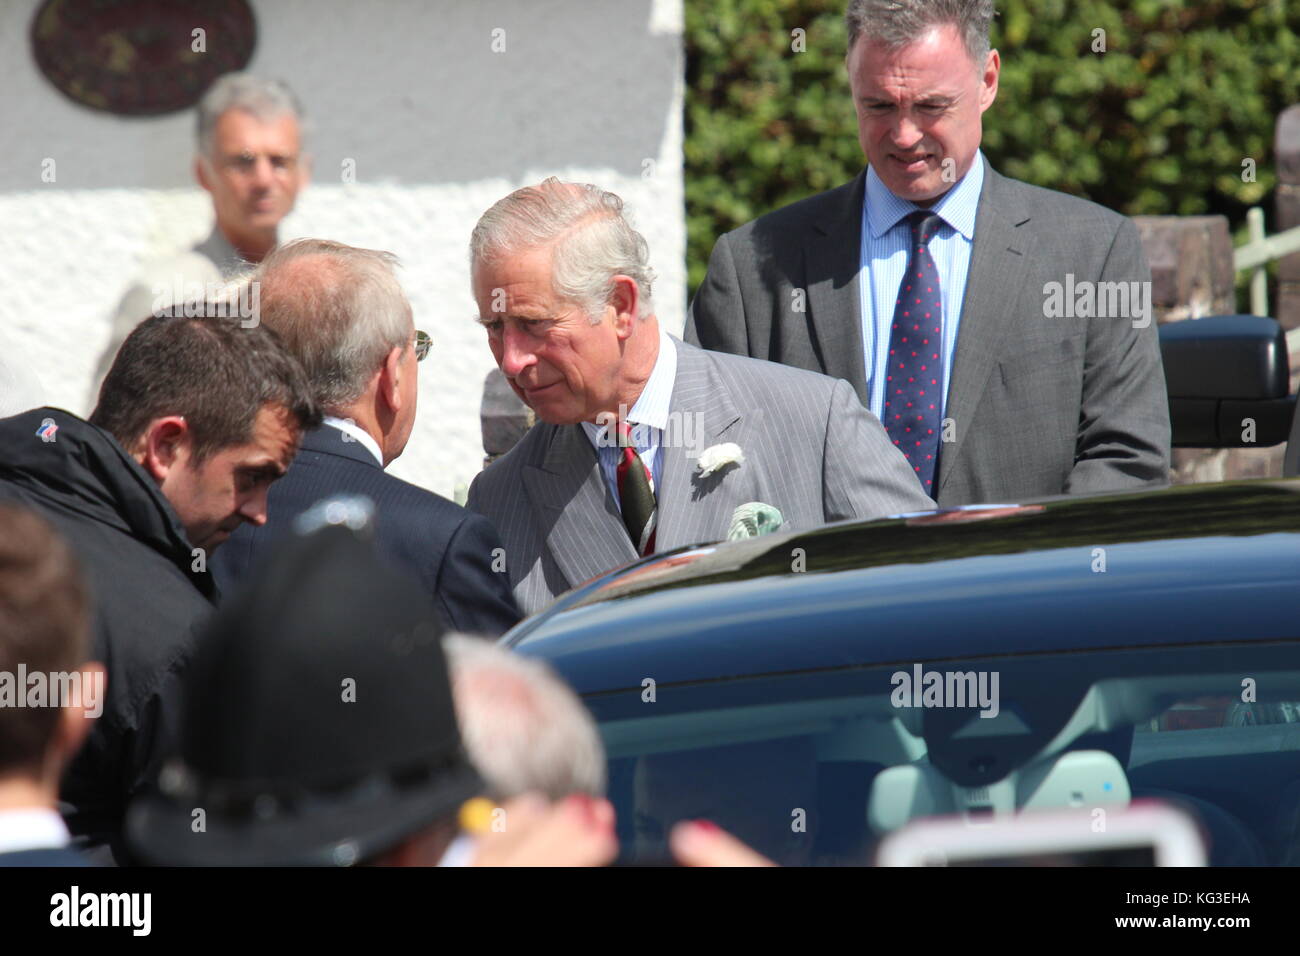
[414, 330, 431, 362]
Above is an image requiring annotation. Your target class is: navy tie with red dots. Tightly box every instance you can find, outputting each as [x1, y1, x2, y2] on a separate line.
[884, 211, 945, 494]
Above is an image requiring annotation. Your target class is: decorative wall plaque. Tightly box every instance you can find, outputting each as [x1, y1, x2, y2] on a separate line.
[31, 0, 257, 116]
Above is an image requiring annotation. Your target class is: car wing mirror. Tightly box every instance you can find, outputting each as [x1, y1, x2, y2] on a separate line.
[1158, 314, 1295, 448]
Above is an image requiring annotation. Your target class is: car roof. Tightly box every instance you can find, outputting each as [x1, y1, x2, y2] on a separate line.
[508, 481, 1300, 694]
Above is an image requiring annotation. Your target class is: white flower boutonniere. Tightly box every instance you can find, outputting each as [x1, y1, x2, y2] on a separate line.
[696, 442, 744, 479]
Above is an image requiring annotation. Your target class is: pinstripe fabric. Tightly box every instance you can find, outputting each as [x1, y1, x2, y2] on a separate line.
[467, 336, 934, 615]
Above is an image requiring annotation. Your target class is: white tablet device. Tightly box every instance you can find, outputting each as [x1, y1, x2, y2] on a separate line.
[875, 800, 1207, 867]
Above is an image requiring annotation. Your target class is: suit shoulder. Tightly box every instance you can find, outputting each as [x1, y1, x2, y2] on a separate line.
[468, 424, 554, 495]
[995, 173, 1133, 233]
[289, 452, 472, 525]
[696, 345, 841, 401]
[366, 466, 474, 523]
[721, 177, 860, 245]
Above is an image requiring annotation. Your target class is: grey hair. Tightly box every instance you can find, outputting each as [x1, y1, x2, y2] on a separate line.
[469, 177, 656, 322]
[248, 239, 412, 412]
[197, 72, 305, 160]
[845, 0, 996, 65]
[444, 635, 606, 802]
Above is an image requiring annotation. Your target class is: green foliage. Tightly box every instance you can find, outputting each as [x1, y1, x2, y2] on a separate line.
[685, 0, 1300, 295]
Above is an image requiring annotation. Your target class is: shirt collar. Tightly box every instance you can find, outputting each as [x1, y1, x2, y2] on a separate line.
[322, 415, 384, 466]
[580, 326, 677, 448]
[0, 807, 70, 854]
[865, 150, 984, 241]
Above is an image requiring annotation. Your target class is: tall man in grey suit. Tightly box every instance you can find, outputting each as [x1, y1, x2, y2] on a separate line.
[466, 179, 932, 615]
[687, 0, 1171, 507]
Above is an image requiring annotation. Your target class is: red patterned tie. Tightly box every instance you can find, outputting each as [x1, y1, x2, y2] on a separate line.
[884, 211, 945, 494]
[616, 421, 657, 556]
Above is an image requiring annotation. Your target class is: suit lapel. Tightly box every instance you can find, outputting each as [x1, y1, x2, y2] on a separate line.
[939, 163, 1032, 494]
[522, 424, 637, 591]
[805, 170, 870, 405]
[657, 340, 744, 550]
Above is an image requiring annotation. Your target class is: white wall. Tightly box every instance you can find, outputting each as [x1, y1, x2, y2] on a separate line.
[1, 0, 685, 498]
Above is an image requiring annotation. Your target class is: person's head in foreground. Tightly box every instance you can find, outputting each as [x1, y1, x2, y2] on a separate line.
[443, 634, 605, 802]
[844, 0, 999, 206]
[90, 313, 321, 554]
[469, 177, 660, 427]
[195, 73, 309, 261]
[245, 238, 425, 466]
[0, 506, 103, 861]
[126, 505, 482, 866]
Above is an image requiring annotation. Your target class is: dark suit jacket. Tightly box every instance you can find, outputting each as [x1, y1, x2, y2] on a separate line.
[687, 158, 1172, 507]
[213, 426, 520, 636]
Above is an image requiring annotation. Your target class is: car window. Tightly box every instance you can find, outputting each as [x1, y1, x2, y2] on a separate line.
[586, 643, 1300, 866]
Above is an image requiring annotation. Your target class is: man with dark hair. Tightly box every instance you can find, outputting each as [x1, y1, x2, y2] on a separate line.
[0, 506, 103, 867]
[687, 0, 1170, 506]
[211, 239, 519, 637]
[0, 313, 320, 858]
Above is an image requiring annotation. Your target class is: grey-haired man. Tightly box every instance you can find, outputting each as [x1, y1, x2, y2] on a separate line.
[466, 179, 933, 616]
[90, 73, 310, 398]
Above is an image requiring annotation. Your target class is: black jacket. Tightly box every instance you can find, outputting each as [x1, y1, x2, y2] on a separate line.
[212, 425, 520, 637]
[0, 408, 215, 856]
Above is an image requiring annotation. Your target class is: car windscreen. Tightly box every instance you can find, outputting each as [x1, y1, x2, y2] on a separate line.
[583, 640, 1300, 866]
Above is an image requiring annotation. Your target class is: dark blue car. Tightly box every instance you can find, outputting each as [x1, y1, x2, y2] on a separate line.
[506, 315, 1300, 866]
[507, 480, 1300, 866]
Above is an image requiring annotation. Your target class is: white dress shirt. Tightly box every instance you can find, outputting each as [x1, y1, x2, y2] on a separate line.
[0, 807, 71, 853]
[323, 415, 384, 467]
[580, 327, 678, 505]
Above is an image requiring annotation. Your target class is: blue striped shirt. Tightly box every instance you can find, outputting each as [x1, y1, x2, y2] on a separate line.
[858, 153, 984, 422]
[580, 326, 676, 505]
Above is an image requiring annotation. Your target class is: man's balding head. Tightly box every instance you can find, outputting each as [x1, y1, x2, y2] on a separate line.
[249, 239, 419, 464]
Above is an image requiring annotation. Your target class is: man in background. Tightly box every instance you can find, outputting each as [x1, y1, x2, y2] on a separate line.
[211, 239, 519, 637]
[687, 0, 1169, 505]
[90, 73, 309, 400]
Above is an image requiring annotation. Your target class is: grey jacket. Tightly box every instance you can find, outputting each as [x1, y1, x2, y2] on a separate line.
[467, 336, 934, 615]
[686, 158, 1172, 507]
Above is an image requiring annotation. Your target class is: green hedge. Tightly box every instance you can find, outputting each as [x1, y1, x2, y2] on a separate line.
[684, 0, 1300, 297]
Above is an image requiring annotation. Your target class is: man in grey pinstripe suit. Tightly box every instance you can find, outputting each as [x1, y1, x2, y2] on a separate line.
[466, 180, 933, 616]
